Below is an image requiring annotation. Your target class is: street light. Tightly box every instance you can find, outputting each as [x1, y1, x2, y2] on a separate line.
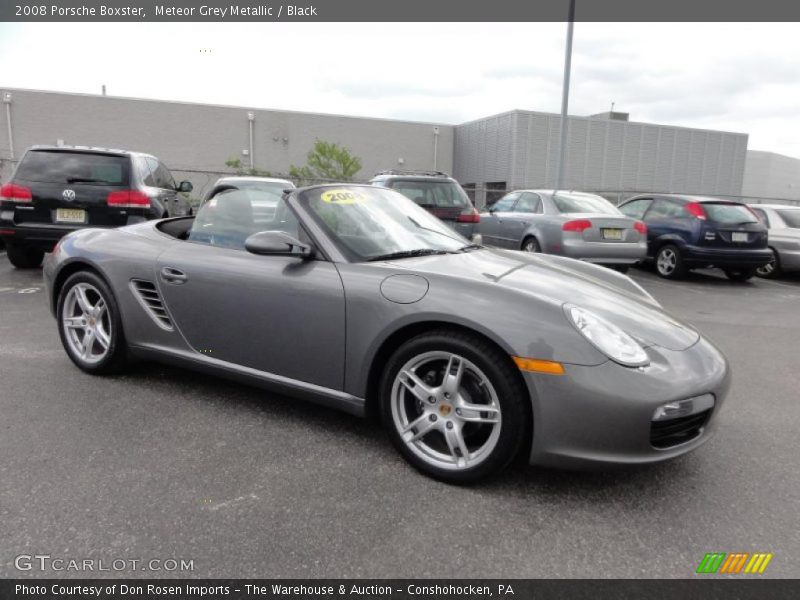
[555, 0, 576, 192]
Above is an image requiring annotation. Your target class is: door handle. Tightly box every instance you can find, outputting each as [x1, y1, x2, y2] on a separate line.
[160, 267, 187, 284]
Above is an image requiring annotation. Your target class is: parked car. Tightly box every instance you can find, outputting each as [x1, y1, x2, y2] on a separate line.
[370, 170, 480, 240]
[203, 176, 295, 224]
[0, 146, 193, 268]
[618, 194, 771, 281]
[478, 190, 647, 272]
[748, 204, 800, 278]
[44, 183, 730, 483]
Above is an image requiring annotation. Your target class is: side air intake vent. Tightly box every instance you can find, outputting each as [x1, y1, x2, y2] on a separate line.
[130, 279, 174, 331]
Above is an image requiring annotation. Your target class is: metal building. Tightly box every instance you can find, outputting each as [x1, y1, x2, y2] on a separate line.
[454, 110, 749, 206]
[0, 87, 454, 199]
[0, 87, 753, 206]
[742, 150, 800, 203]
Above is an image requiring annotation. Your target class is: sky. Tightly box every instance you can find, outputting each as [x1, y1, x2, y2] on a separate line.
[1, 22, 799, 156]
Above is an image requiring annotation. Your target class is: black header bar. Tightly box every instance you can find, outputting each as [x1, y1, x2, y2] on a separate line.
[2, 0, 800, 22]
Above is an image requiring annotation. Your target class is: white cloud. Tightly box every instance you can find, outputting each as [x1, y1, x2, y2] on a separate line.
[1, 21, 799, 156]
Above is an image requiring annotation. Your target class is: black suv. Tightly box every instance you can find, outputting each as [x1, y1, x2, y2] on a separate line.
[0, 146, 193, 268]
[369, 170, 480, 240]
[618, 194, 771, 281]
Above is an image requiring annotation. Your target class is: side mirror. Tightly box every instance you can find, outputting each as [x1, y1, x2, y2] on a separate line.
[178, 181, 193, 193]
[245, 230, 314, 258]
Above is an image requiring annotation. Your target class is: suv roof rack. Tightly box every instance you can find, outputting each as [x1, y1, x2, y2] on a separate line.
[373, 169, 451, 178]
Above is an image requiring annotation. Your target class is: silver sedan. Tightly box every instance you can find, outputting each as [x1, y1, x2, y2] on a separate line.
[748, 204, 800, 278]
[478, 190, 648, 270]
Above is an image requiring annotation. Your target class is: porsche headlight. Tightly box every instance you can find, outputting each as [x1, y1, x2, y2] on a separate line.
[565, 304, 649, 367]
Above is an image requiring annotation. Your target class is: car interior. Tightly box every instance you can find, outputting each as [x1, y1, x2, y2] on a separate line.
[156, 188, 301, 251]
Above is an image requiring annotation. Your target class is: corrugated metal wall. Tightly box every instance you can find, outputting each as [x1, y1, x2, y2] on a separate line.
[455, 110, 748, 199]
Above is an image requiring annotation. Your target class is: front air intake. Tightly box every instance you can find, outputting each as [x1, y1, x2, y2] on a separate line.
[130, 279, 173, 331]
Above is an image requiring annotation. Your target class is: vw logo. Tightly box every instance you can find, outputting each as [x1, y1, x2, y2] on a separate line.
[62, 189, 76, 202]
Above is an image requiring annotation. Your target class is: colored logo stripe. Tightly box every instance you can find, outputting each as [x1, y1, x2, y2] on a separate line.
[697, 553, 726, 573]
[697, 552, 773, 574]
[744, 553, 773, 574]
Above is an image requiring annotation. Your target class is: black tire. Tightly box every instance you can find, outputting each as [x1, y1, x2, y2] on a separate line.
[6, 244, 44, 269]
[57, 271, 129, 374]
[379, 329, 530, 483]
[723, 268, 756, 282]
[756, 249, 782, 279]
[521, 237, 540, 253]
[655, 244, 687, 280]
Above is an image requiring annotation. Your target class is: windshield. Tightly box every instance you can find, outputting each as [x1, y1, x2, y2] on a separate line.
[776, 208, 800, 228]
[300, 186, 469, 262]
[387, 179, 471, 210]
[552, 192, 619, 215]
[703, 202, 759, 224]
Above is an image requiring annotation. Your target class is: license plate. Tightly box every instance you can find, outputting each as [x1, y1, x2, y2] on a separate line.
[732, 232, 748, 243]
[602, 228, 623, 240]
[55, 208, 86, 224]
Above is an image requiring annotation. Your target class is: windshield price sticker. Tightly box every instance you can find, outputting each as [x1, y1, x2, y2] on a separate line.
[321, 189, 369, 204]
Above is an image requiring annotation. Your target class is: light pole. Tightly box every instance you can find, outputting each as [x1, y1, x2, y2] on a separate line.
[555, 0, 576, 192]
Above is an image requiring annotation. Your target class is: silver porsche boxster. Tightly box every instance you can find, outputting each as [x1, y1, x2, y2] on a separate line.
[44, 184, 730, 482]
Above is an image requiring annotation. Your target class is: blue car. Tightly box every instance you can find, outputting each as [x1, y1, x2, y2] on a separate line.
[618, 194, 771, 281]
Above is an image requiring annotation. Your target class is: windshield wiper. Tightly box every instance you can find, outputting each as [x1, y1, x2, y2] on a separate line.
[66, 177, 113, 184]
[458, 243, 483, 252]
[367, 249, 451, 262]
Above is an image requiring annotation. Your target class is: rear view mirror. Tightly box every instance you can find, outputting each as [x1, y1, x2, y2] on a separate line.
[245, 230, 314, 258]
[178, 181, 193, 193]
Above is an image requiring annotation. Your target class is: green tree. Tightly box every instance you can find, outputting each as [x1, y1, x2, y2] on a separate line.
[289, 140, 362, 183]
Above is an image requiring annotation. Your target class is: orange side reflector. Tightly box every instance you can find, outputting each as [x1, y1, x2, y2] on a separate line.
[512, 356, 565, 375]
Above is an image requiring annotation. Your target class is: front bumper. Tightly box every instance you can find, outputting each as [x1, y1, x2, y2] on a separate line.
[523, 335, 731, 469]
[776, 246, 800, 272]
[683, 244, 772, 268]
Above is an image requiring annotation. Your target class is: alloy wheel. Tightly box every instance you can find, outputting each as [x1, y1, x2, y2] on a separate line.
[62, 283, 112, 365]
[657, 248, 677, 276]
[390, 351, 502, 471]
[523, 239, 539, 253]
[756, 256, 776, 277]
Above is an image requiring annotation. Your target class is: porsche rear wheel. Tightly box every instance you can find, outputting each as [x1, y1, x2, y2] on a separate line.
[380, 330, 530, 483]
[57, 271, 128, 374]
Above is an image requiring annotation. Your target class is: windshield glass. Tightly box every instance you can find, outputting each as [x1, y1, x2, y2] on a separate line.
[776, 208, 800, 228]
[300, 186, 469, 261]
[703, 203, 759, 224]
[387, 179, 471, 210]
[552, 192, 619, 215]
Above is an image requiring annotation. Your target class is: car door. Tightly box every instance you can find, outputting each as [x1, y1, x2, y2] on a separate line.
[145, 157, 181, 217]
[156, 194, 346, 391]
[480, 192, 519, 247]
[500, 192, 542, 248]
[643, 199, 693, 251]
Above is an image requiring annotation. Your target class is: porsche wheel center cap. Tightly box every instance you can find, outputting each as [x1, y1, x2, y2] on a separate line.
[439, 404, 452, 416]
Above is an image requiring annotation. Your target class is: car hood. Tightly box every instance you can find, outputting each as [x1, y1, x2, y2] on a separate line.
[384, 248, 700, 352]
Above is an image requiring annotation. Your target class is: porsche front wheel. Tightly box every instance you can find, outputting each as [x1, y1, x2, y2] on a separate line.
[380, 330, 530, 483]
[57, 271, 128, 374]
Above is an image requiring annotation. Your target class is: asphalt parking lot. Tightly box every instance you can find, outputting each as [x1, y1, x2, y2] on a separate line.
[1, 254, 799, 579]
